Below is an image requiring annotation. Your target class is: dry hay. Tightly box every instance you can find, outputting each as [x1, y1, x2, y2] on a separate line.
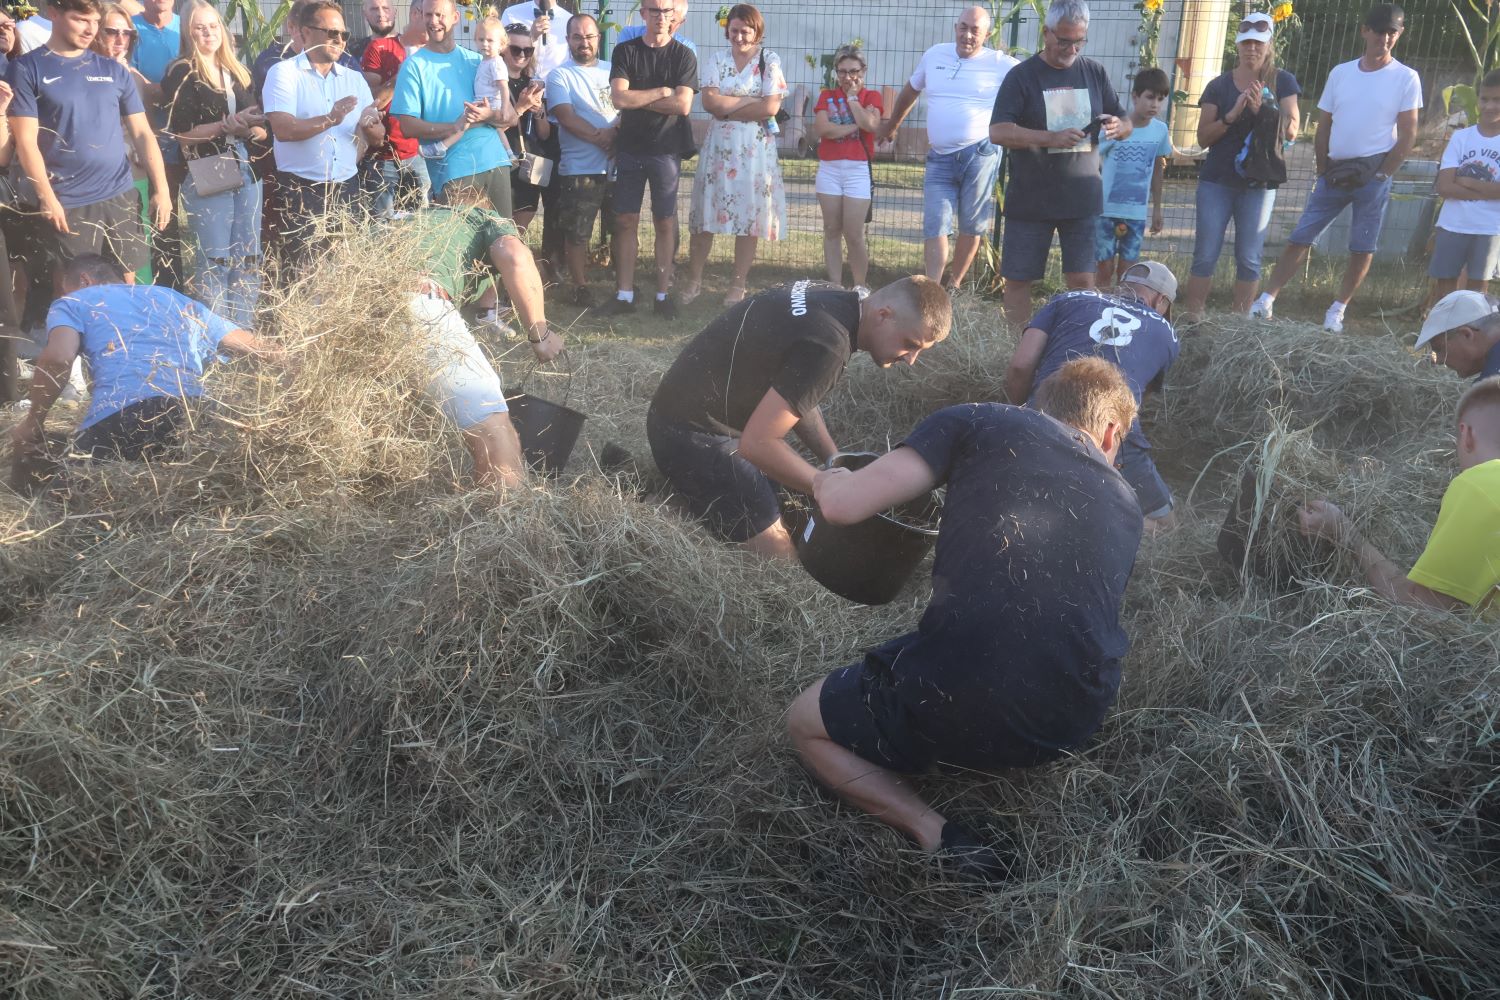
[2, 258, 1497, 999]
[1160, 314, 1461, 456]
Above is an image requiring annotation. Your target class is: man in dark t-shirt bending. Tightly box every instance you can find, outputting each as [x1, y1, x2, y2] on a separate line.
[647, 276, 952, 559]
[786, 358, 1143, 880]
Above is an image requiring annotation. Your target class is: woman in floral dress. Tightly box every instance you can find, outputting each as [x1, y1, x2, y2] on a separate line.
[679, 3, 787, 306]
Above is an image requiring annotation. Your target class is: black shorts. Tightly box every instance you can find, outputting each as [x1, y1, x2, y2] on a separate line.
[511, 172, 543, 215]
[613, 151, 680, 220]
[75, 395, 187, 460]
[818, 634, 1068, 774]
[35, 188, 149, 276]
[1000, 216, 1096, 281]
[646, 408, 780, 544]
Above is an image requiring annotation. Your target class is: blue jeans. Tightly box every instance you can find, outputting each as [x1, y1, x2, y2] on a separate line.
[923, 139, 1000, 239]
[181, 145, 262, 329]
[373, 155, 432, 218]
[1287, 172, 1394, 254]
[1191, 180, 1276, 281]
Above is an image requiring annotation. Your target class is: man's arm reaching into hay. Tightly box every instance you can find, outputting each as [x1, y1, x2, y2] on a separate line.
[1298, 501, 1464, 611]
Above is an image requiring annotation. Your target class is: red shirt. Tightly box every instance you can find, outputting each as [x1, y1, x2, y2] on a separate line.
[814, 87, 882, 162]
[363, 35, 418, 160]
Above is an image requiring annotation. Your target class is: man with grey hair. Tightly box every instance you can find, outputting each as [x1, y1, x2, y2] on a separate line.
[879, 6, 1017, 292]
[990, 0, 1128, 333]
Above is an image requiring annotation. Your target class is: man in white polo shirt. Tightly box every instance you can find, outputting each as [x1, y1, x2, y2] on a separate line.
[880, 5, 1016, 292]
[263, 0, 384, 266]
[1250, 2, 1421, 333]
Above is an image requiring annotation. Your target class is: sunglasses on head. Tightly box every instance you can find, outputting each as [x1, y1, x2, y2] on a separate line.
[1239, 19, 1270, 31]
[508, 43, 534, 56]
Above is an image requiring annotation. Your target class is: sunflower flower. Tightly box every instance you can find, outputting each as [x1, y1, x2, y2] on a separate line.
[1271, 2, 1293, 22]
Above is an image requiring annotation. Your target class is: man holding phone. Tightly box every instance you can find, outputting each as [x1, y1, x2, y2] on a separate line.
[990, 0, 1129, 334]
[500, 0, 571, 80]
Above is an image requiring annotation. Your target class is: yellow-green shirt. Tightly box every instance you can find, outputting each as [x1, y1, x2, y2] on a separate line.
[1408, 459, 1500, 608]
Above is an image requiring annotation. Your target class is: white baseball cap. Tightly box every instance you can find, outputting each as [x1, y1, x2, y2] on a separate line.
[1417, 290, 1498, 348]
[1236, 12, 1273, 44]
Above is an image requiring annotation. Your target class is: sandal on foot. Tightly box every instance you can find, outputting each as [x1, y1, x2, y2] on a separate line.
[724, 285, 748, 306]
[679, 283, 702, 305]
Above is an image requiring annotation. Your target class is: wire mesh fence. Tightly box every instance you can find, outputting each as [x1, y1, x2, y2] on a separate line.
[310, 0, 1479, 304]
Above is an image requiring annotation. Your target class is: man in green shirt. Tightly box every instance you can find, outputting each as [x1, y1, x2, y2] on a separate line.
[1299, 376, 1500, 610]
[406, 187, 563, 490]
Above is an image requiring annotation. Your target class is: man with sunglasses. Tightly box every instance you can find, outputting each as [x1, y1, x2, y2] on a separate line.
[879, 6, 1017, 293]
[1250, 3, 1421, 333]
[605, 0, 696, 319]
[263, 0, 383, 265]
[990, 0, 1128, 335]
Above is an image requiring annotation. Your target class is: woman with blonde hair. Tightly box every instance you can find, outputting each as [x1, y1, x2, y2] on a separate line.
[92, 3, 154, 284]
[161, 0, 267, 326]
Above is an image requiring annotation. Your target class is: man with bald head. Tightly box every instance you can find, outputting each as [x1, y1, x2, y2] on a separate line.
[1299, 376, 1500, 611]
[879, 6, 1016, 292]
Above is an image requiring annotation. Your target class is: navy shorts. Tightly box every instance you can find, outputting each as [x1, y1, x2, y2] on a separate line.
[1001, 216, 1097, 281]
[646, 409, 780, 543]
[818, 634, 1062, 774]
[1116, 440, 1172, 519]
[613, 151, 680, 220]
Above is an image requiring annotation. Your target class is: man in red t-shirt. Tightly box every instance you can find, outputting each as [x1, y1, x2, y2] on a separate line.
[362, 0, 431, 216]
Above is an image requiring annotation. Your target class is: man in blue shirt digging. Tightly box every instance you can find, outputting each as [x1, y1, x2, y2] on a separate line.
[9, 254, 282, 464]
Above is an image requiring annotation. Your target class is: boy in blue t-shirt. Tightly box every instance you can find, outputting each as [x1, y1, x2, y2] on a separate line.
[1096, 67, 1173, 286]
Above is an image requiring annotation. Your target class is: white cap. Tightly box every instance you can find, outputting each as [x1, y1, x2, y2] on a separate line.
[1417, 290, 1498, 348]
[1236, 11, 1273, 44]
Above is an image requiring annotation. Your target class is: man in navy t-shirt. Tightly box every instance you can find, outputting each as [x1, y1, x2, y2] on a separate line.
[9, 254, 282, 465]
[1004, 259, 1181, 526]
[7, 0, 170, 296]
[786, 358, 1143, 881]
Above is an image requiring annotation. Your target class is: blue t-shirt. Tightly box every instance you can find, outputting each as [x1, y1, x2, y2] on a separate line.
[7, 48, 143, 207]
[391, 46, 510, 190]
[882, 403, 1141, 757]
[1099, 117, 1171, 221]
[1483, 341, 1500, 380]
[1024, 288, 1180, 450]
[546, 60, 616, 176]
[47, 284, 237, 429]
[130, 14, 180, 83]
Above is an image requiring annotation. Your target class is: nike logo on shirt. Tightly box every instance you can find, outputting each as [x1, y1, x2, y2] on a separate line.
[42, 75, 60, 84]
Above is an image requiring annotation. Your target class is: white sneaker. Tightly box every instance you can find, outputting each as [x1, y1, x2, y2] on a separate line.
[1323, 303, 1346, 334]
[1249, 294, 1275, 320]
[853, 284, 871, 300]
[476, 306, 519, 341]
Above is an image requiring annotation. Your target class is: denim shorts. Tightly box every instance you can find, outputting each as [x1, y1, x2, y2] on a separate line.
[1117, 439, 1172, 519]
[923, 139, 1000, 239]
[1190, 180, 1276, 281]
[1096, 217, 1145, 263]
[408, 293, 508, 430]
[646, 409, 780, 544]
[1429, 227, 1500, 281]
[1000, 216, 1097, 280]
[614, 151, 681, 220]
[1287, 172, 1394, 254]
[815, 159, 872, 200]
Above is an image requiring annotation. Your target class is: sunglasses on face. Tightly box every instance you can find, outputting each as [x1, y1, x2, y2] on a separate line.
[508, 44, 534, 56]
[308, 26, 350, 41]
[102, 26, 137, 38]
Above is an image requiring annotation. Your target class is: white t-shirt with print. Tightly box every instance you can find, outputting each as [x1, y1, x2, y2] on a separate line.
[1317, 58, 1422, 160]
[909, 43, 1018, 154]
[1437, 125, 1500, 235]
[500, 2, 572, 80]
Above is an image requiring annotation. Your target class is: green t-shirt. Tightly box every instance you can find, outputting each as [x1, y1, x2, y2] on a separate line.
[410, 206, 520, 303]
[1407, 459, 1500, 608]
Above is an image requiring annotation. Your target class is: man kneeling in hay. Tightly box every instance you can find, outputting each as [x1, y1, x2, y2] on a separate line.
[647, 277, 952, 559]
[787, 358, 1143, 881]
[403, 190, 565, 490]
[1299, 376, 1500, 611]
[1003, 259, 1180, 531]
[10, 255, 283, 464]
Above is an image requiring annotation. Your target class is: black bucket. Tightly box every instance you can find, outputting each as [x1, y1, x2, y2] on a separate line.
[507, 392, 586, 474]
[1217, 463, 1334, 590]
[795, 452, 942, 605]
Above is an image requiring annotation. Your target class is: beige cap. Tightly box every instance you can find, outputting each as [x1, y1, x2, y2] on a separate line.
[1417, 290, 1497, 348]
[1122, 260, 1177, 302]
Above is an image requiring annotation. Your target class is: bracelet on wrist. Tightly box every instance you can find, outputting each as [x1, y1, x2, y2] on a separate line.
[527, 325, 552, 344]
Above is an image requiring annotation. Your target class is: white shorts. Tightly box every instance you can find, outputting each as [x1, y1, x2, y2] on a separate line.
[407, 293, 508, 430]
[815, 159, 872, 200]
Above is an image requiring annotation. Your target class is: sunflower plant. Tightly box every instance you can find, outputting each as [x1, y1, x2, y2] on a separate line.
[1134, 0, 1165, 69]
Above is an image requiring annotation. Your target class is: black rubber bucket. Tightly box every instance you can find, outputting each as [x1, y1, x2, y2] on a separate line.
[795, 452, 941, 605]
[1217, 463, 1334, 590]
[507, 392, 586, 475]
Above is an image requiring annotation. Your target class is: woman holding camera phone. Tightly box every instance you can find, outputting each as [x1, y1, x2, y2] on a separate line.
[161, 0, 267, 327]
[501, 21, 557, 236]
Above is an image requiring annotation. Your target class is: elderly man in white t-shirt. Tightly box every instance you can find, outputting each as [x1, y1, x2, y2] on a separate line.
[1250, 2, 1421, 333]
[881, 5, 1016, 291]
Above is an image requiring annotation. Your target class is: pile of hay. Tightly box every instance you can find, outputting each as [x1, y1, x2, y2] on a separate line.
[2, 248, 1497, 998]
